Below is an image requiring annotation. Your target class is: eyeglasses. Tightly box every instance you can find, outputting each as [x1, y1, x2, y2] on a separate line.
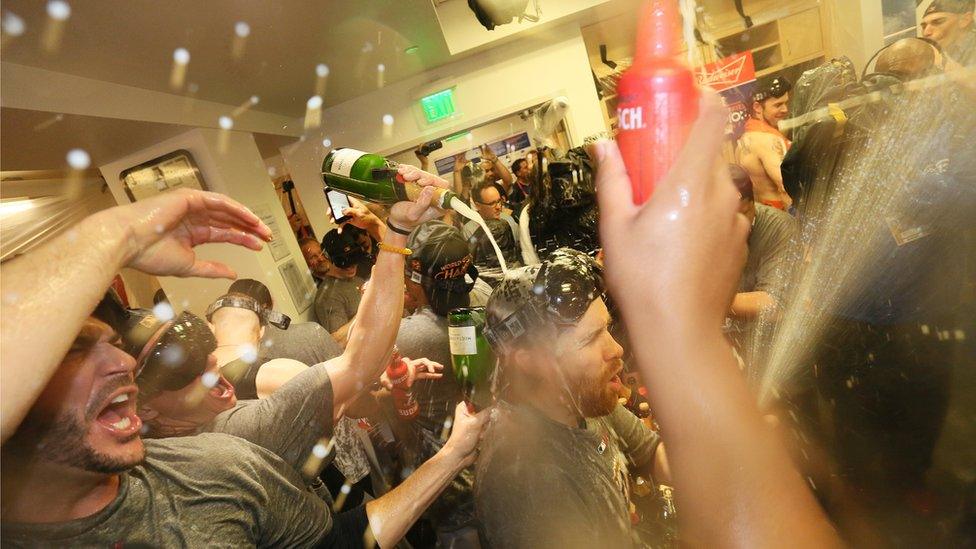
[475, 197, 504, 207]
[484, 248, 605, 351]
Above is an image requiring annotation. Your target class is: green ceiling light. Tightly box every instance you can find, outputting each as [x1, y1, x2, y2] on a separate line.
[419, 88, 456, 124]
[404, 45, 420, 55]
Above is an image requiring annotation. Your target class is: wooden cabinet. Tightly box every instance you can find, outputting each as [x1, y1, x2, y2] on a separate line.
[780, 8, 825, 62]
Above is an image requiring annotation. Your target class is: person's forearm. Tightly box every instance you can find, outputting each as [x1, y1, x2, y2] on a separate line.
[494, 159, 513, 190]
[365, 445, 467, 548]
[331, 232, 406, 406]
[1, 211, 129, 442]
[453, 170, 464, 196]
[330, 318, 353, 348]
[630, 325, 838, 547]
[730, 291, 776, 319]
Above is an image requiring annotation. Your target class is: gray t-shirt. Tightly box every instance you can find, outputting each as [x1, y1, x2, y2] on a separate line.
[203, 362, 334, 474]
[0, 434, 333, 547]
[476, 402, 661, 549]
[262, 322, 343, 366]
[314, 275, 364, 332]
[395, 306, 460, 433]
[739, 204, 798, 300]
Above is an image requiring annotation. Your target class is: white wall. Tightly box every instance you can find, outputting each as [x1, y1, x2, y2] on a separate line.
[281, 23, 604, 240]
[824, 0, 884, 73]
[99, 128, 314, 321]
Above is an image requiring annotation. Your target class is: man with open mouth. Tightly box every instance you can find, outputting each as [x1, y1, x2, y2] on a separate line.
[475, 248, 671, 549]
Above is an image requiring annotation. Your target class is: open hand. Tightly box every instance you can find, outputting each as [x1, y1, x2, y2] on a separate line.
[114, 189, 271, 279]
[379, 357, 444, 390]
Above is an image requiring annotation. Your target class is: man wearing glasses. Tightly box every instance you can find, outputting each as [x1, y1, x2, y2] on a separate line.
[736, 75, 794, 212]
[476, 249, 670, 549]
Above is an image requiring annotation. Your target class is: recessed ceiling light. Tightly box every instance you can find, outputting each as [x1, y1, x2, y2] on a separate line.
[404, 45, 420, 55]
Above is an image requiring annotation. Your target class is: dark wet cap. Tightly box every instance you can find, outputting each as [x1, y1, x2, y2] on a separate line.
[925, 0, 974, 16]
[131, 311, 217, 398]
[753, 75, 792, 103]
[322, 228, 368, 269]
[407, 221, 477, 315]
[228, 279, 273, 309]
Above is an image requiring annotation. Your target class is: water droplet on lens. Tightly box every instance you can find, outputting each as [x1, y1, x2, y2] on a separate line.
[152, 302, 175, 322]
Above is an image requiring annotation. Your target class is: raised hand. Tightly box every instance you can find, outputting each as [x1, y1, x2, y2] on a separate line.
[443, 401, 490, 467]
[115, 189, 272, 279]
[594, 92, 749, 334]
[390, 164, 452, 230]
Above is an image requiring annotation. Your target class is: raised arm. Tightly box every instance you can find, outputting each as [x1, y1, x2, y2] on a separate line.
[481, 144, 513, 191]
[0, 189, 270, 442]
[326, 169, 450, 412]
[366, 402, 487, 548]
[595, 93, 838, 547]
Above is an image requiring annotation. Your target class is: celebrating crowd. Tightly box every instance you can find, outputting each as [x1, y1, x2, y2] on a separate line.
[1, 2, 974, 547]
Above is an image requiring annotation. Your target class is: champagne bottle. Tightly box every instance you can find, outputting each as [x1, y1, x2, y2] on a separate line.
[322, 147, 457, 209]
[448, 307, 495, 411]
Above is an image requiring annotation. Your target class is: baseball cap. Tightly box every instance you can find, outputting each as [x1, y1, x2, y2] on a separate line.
[406, 221, 478, 316]
[322, 228, 368, 269]
[753, 75, 792, 103]
[925, 0, 974, 16]
[121, 310, 217, 399]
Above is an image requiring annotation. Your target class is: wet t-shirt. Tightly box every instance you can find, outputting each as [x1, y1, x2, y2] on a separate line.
[262, 322, 343, 366]
[395, 306, 459, 433]
[0, 434, 333, 547]
[314, 275, 364, 333]
[204, 362, 335, 475]
[476, 402, 661, 549]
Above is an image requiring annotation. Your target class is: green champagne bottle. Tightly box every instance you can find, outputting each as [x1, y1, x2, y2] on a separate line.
[322, 148, 457, 209]
[448, 307, 495, 411]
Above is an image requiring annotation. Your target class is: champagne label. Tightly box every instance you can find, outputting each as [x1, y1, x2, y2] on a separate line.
[329, 148, 367, 177]
[449, 326, 478, 355]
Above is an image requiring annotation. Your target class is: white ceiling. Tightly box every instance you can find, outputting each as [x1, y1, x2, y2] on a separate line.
[0, 0, 645, 171]
[0, 0, 454, 117]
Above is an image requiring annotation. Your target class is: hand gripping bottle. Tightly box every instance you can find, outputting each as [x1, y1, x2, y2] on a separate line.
[616, 0, 700, 204]
[386, 350, 419, 421]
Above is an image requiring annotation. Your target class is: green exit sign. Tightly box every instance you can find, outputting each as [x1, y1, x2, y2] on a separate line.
[420, 89, 456, 123]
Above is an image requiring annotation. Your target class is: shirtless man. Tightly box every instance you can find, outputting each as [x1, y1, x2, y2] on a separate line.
[736, 75, 793, 211]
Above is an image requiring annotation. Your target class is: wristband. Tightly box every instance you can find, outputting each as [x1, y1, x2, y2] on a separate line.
[386, 219, 412, 236]
[378, 242, 412, 256]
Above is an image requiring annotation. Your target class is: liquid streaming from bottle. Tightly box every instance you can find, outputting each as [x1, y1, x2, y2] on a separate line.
[449, 196, 509, 273]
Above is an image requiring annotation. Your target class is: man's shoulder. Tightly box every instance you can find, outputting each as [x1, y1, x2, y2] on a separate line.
[755, 203, 796, 229]
[145, 431, 261, 461]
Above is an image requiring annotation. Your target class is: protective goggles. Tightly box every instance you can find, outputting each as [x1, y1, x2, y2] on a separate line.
[753, 76, 792, 102]
[484, 248, 605, 352]
[205, 294, 291, 330]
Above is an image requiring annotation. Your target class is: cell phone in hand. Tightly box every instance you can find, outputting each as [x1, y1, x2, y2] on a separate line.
[324, 188, 352, 224]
